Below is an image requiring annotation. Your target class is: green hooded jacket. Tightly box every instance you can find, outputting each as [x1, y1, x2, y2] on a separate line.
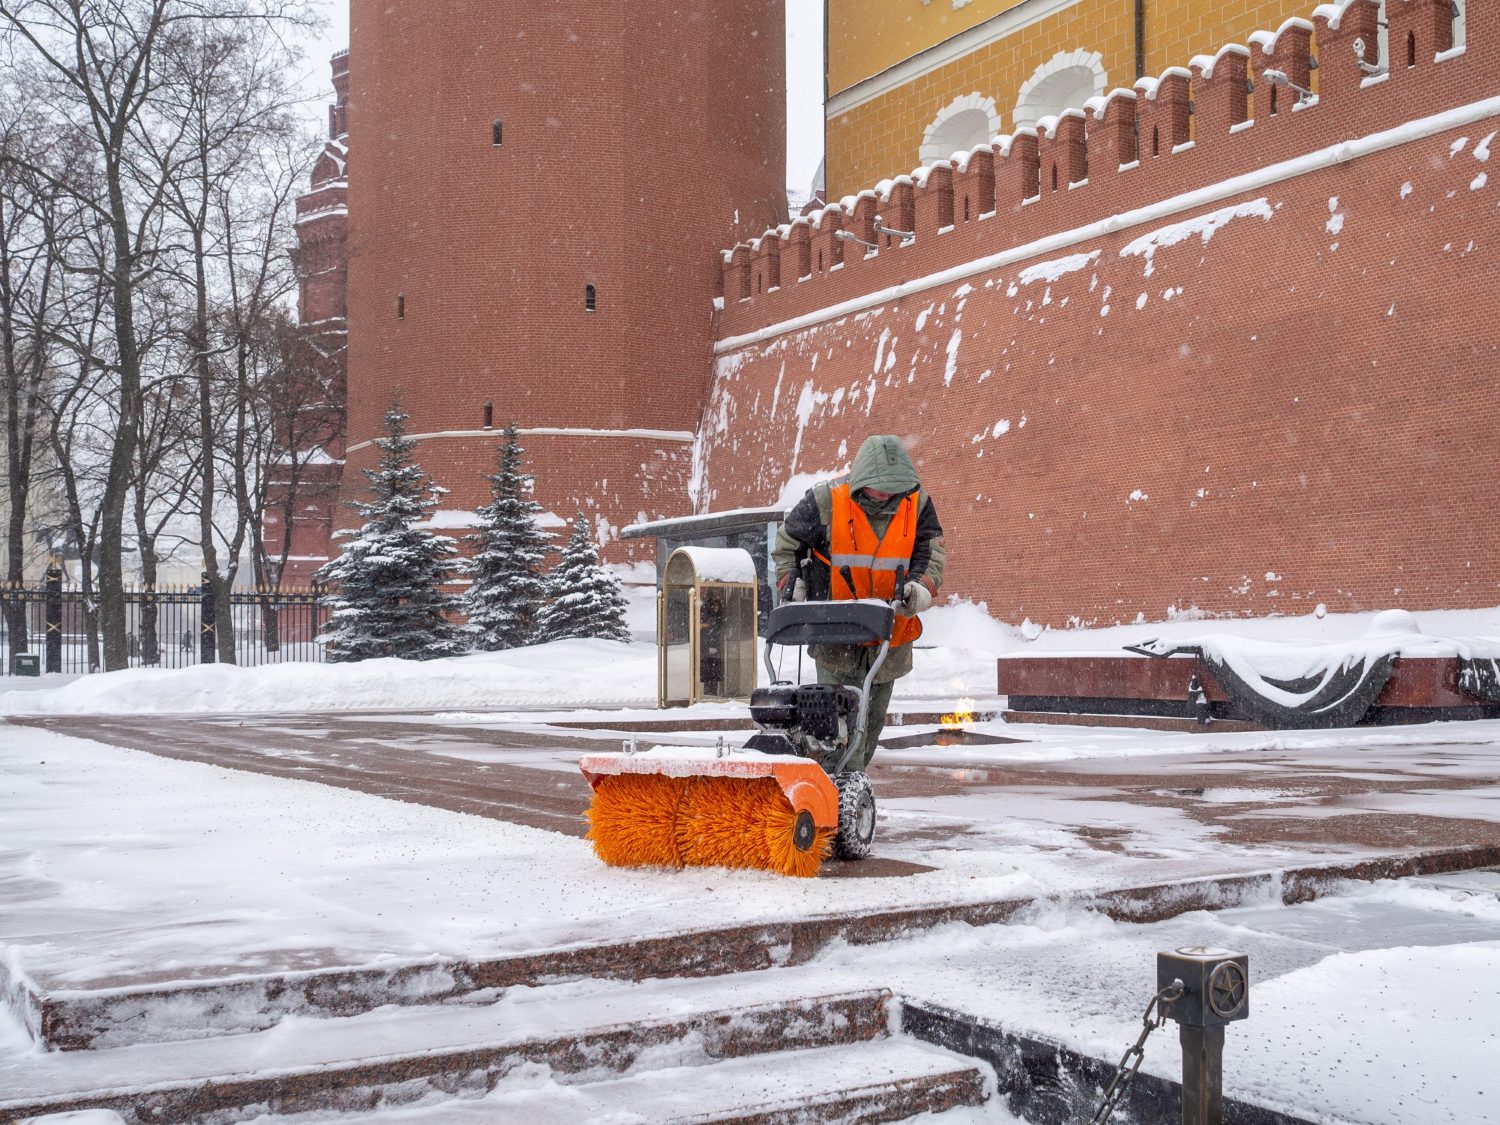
[772, 435, 946, 682]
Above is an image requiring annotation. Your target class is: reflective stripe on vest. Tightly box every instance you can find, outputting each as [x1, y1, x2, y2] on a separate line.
[828, 483, 923, 647]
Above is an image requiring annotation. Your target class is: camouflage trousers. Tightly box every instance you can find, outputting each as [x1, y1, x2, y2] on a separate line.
[815, 661, 896, 774]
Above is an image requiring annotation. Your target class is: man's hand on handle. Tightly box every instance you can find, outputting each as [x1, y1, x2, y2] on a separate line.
[900, 580, 933, 615]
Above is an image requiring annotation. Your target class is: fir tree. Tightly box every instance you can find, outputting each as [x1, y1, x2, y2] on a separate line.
[317, 402, 468, 662]
[535, 512, 631, 644]
[463, 423, 552, 649]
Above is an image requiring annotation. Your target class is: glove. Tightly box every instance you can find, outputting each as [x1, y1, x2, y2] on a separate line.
[792, 578, 808, 602]
[900, 580, 933, 615]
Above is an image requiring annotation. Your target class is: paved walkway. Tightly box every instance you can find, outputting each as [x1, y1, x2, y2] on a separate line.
[16, 711, 1500, 867]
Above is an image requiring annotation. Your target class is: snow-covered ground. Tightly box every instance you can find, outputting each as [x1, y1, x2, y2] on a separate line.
[5, 599, 1499, 717]
[5, 598, 1500, 1122]
[4, 710, 1496, 1122]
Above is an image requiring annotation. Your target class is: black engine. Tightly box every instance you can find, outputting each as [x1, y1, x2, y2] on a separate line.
[746, 682, 860, 757]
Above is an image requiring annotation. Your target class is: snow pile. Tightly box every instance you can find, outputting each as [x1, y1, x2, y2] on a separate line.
[0, 640, 655, 717]
[9, 600, 1500, 718]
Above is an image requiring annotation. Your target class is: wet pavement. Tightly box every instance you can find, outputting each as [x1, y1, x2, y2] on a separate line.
[13, 711, 1500, 870]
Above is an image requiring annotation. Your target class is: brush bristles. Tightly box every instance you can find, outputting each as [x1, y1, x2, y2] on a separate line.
[586, 774, 688, 868]
[587, 774, 831, 878]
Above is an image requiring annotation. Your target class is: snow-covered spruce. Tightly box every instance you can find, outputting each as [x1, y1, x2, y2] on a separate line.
[463, 422, 553, 650]
[316, 403, 468, 662]
[535, 512, 630, 643]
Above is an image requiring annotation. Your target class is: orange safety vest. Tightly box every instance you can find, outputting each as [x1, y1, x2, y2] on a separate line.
[822, 482, 924, 647]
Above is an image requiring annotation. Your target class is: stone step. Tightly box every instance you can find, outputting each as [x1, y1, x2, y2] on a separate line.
[0, 981, 892, 1124]
[333, 1038, 991, 1124]
[16, 842, 1495, 1052]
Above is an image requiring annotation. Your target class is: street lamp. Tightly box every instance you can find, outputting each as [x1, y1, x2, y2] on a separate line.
[835, 215, 915, 251]
[1261, 68, 1314, 103]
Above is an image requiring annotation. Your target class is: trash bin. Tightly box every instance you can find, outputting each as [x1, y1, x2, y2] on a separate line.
[659, 546, 758, 707]
[10, 653, 41, 677]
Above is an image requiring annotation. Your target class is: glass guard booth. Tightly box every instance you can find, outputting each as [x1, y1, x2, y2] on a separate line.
[659, 546, 758, 708]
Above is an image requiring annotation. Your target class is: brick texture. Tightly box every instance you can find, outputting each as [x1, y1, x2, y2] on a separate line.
[707, 0, 1500, 626]
[340, 0, 787, 554]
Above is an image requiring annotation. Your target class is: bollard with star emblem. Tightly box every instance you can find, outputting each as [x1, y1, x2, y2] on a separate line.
[1156, 946, 1250, 1125]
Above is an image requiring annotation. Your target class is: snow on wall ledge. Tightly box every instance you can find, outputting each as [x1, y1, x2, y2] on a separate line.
[699, 0, 1500, 626]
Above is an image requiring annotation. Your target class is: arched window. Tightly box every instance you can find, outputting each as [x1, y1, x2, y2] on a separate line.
[492, 119, 503, 146]
[483, 400, 493, 429]
[1014, 50, 1108, 130]
[919, 94, 1002, 165]
[585, 283, 597, 312]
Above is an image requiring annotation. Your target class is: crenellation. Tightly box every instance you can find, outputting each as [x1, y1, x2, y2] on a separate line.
[1386, 0, 1457, 70]
[1040, 110, 1088, 194]
[1087, 89, 1140, 170]
[786, 221, 812, 281]
[1253, 20, 1316, 119]
[726, 244, 752, 303]
[1192, 45, 1253, 135]
[951, 145, 996, 223]
[752, 234, 780, 296]
[882, 177, 917, 247]
[814, 207, 847, 274]
[996, 129, 1042, 206]
[1313, 0, 1382, 104]
[914, 161, 955, 237]
[849, 192, 881, 246]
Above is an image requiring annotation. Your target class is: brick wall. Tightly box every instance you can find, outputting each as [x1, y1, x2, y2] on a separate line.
[706, 0, 1498, 626]
[342, 0, 787, 558]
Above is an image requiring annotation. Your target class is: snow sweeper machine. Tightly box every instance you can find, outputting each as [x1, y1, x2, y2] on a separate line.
[578, 590, 902, 878]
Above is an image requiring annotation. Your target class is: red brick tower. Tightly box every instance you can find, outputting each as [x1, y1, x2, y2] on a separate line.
[267, 51, 349, 586]
[343, 2, 788, 546]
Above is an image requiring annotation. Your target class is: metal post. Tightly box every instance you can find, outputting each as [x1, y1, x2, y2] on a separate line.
[1156, 947, 1249, 1125]
[199, 571, 216, 664]
[44, 558, 63, 674]
[1179, 1024, 1225, 1125]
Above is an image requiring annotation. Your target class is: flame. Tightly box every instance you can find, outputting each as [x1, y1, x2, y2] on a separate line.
[940, 697, 976, 730]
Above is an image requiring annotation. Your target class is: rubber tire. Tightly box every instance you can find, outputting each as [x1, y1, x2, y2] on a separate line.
[832, 771, 876, 860]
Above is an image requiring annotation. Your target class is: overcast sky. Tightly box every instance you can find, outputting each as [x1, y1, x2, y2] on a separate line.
[297, 1, 826, 195]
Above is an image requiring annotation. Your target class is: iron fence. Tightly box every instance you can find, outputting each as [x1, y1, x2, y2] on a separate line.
[0, 570, 328, 675]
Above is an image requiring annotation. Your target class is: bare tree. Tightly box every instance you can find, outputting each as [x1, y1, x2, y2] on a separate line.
[0, 105, 54, 653]
[0, 0, 315, 670]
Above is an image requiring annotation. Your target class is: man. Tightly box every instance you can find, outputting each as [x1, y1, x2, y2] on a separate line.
[772, 435, 945, 773]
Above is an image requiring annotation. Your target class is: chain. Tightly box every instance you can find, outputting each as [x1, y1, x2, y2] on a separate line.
[1091, 979, 1184, 1125]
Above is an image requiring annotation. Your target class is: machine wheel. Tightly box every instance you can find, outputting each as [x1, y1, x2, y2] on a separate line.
[832, 772, 876, 860]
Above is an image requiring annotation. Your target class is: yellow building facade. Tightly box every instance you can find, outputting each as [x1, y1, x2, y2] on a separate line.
[825, 0, 1322, 198]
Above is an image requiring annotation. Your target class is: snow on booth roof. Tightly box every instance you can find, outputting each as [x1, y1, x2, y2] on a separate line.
[671, 546, 758, 585]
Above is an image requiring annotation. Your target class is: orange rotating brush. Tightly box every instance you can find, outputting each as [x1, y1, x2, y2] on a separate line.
[580, 756, 838, 878]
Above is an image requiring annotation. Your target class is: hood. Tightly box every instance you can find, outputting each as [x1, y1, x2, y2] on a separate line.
[849, 435, 919, 496]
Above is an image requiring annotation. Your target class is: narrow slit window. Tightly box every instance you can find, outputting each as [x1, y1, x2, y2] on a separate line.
[1407, 31, 1417, 67]
[1051, 164, 1059, 191]
[1152, 126, 1160, 157]
[492, 119, 503, 146]
[483, 401, 494, 429]
[963, 196, 971, 222]
[585, 283, 597, 312]
[1269, 86, 1279, 115]
[396, 293, 405, 319]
